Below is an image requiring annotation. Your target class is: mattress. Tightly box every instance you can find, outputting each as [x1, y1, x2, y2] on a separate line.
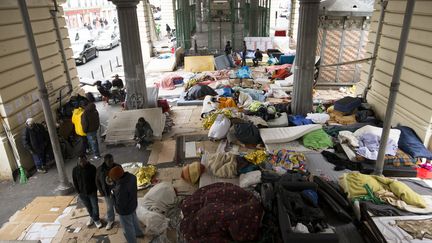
[371, 215, 432, 243]
[266, 113, 288, 128]
[177, 91, 204, 106]
[184, 56, 215, 72]
[146, 57, 176, 73]
[259, 124, 322, 144]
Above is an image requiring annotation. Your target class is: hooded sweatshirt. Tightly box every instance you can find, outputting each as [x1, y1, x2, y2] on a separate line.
[81, 103, 100, 133]
[112, 172, 138, 215]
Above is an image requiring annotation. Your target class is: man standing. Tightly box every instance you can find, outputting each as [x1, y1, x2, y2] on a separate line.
[224, 41, 234, 68]
[22, 118, 49, 173]
[72, 101, 87, 156]
[241, 41, 248, 66]
[81, 103, 101, 160]
[72, 156, 102, 228]
[96, 154, 120, 230]
[109, 166, 144, 243]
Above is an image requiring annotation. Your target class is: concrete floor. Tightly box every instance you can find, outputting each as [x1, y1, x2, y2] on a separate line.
[0, 101, 150, 227]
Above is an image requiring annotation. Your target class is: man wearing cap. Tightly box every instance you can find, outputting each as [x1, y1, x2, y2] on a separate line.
[72, 156, 103, 228]
[96, 154, 120, 230]
[22, 118, 50, 173]
[112, 74, 124, 90]
[109, 166, 144, 243]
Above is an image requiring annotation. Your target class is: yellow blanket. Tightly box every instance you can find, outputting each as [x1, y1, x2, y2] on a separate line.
[339, 172, 426, 208]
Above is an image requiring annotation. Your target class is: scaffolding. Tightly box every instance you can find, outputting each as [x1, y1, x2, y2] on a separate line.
[175, 0, 271, 51]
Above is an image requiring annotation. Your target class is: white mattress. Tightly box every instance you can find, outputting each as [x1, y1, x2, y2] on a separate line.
[259, 124, 322, 144]
[266, 113, 288, 128]
[146, 57, 176, 73]
[372, 215, 432, 243]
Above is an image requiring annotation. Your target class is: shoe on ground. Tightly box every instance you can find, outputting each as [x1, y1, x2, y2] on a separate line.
[94, 220, 103, 229]
[93, 156, 101, 160]
[105, 221, 114, 230]
[86, 218, 94, 227]
[37, 168, 47, 174]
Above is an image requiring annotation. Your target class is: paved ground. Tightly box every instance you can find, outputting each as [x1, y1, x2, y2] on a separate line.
[0, 101, 150, 227]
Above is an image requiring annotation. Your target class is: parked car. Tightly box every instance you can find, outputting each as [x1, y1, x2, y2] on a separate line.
[72, 42, 98, 64]
[94, 32, 120, 50]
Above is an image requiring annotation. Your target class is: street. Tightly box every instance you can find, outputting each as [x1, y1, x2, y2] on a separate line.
[76, 44, 123, 80]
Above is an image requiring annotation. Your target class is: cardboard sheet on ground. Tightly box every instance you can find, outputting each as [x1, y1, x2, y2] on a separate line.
[0, 222, 31, 240]
[259, 124, 322, 144]
[148, 140, 176, 164]
[184, 56, 215, 72]
[105, 108, 165, 145]
[156, 167, 183, 182]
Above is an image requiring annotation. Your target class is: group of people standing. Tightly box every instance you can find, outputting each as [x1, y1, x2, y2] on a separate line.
[224, 41, 263, 68]
[72, 154, 144, 242]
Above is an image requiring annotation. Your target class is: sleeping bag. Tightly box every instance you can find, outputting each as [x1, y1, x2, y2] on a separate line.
[185, 84, 218, 100]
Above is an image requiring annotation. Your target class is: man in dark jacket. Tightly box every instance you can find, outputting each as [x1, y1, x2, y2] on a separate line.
[134, 117, 153, 149]
[81, 103, 100, 159]
[96, 154, 120, 230]
[22, 118, 49, 173]
[72, 156, 102, 228]
[112, 74, 124, 89]
[109, 166, 144, 243]
[253, 48, 263, 67]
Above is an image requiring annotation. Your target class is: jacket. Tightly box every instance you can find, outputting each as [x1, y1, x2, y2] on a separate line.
[72, 163, 97, 195]
[112, 172, 138, 215]
[96, 162, 120, 196]
[72, 107, 86, 136]
[81, 103, 100, 133]
[22, 123, 49, 154]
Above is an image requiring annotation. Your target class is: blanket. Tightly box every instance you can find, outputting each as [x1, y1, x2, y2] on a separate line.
[180, 183, 263, 243]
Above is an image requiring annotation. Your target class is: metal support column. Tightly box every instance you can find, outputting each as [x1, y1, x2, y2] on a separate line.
[363, 0, 388, 100]
[18, 0, 73, 195]
[374, 0, 416, 175]
[50, 5, 73, 94]
[208, 0, 212, 49]
[291, 0, 320, 115]
[335, 17, 346, 83]
[111, 0, 148, 109]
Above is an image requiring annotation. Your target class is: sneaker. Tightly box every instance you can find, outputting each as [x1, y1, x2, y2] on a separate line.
[37, 168, 47, 174]
[86, 218, 94, 227]
[93, 156, 101, 160]
[105, 221, 114, 230]
[94, 220, 103, 229]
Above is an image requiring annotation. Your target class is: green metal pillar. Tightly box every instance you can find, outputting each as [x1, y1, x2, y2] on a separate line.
[208, 0, 212, 49]
[231, 0, 236, 49]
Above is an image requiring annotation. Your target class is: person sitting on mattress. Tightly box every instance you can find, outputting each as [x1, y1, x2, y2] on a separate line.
[134, 117, 153, 149]
[253, 49, 263, 67]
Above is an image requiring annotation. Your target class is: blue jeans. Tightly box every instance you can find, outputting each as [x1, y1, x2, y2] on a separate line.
[104, 196, 115, 222]
[79, 192, 100, 222]
[86, 131, 100, 157]
[119, 211, 144, 243]
[226, 55, 234, 68]
[32, 153, 46, 169]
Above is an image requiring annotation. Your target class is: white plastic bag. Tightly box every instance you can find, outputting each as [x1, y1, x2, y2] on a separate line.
[239, 170, 262, 188]
[136, 201, 170, 236]
[208, 114, 231, 140]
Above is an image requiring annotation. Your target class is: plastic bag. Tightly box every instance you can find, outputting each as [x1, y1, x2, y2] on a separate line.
[208, 114, 231, 140]
[136, 202, 169, 236]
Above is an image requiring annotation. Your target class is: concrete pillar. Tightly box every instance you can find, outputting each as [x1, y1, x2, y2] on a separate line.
[111, 0, 148, 109]
[196, 0, 203, 32]
[249, 0, 259, 36]
[291, 0, 320, 115]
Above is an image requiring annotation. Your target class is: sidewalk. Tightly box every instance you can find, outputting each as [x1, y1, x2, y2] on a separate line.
[0, 102, 150, 227]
